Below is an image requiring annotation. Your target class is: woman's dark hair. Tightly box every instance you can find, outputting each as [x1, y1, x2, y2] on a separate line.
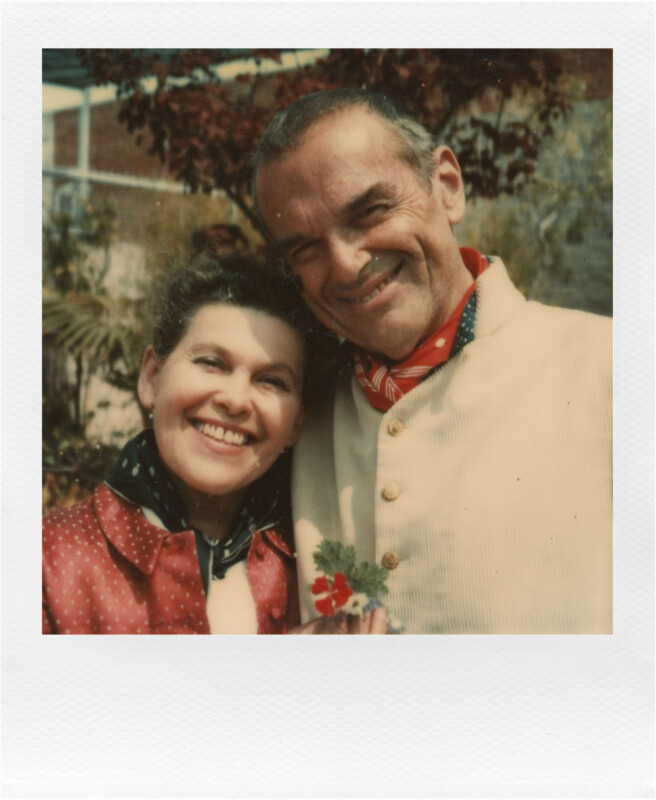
[150, 253, 338, 406]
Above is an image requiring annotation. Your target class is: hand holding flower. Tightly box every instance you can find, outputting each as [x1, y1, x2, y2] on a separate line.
[288, 606, 388, 634]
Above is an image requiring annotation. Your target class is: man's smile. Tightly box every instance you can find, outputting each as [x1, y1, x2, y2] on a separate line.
[335, 263, 403, 305]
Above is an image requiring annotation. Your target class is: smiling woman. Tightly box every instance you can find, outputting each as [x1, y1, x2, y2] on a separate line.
[139, 303, 308, 524]
[41, 254, 378, 635]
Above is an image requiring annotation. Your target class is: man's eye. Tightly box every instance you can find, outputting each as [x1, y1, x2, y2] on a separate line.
[288, 243, 317, 266]
[361, 204, 387, 218]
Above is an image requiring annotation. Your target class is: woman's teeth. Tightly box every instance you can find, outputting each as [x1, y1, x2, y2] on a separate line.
[194, 421, 248, 446]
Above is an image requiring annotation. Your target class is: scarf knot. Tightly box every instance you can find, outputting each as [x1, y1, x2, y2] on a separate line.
[354, 248, 489, 412]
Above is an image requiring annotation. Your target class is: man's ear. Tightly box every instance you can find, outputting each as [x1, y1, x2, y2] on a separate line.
[432, 145, 466, 225]
[137, 345, 161, 410]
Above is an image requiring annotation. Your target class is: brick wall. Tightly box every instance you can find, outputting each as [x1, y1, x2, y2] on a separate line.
[54, 101, 170, 179]
[88, 182, 169, 242]
[53, 108, 79, 167]
[89, 103, 168, 178]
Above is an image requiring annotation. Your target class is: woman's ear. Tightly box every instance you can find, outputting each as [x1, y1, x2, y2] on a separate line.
[284, 405, 312, 449]
[137, 345, 161, 410]
[432, 145, 466, 225]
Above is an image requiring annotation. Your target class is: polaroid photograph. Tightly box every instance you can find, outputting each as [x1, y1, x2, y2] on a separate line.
[1, 2, 654, 797]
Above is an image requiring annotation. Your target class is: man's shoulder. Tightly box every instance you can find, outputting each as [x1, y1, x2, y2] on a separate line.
[526, 300, 611, 325]
[523, 301, 612, 344]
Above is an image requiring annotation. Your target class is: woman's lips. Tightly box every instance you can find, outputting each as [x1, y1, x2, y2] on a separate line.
[192, 420, 254, 447]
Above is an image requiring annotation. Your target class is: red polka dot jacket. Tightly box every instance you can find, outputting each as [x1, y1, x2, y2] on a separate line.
[42, 483, 301, 635]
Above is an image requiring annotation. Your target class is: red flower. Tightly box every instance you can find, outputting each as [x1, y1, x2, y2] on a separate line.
[311, 572, 353, 616]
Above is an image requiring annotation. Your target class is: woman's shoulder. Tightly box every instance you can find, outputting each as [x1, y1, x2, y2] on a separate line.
[43, 492, 95, 530]
[42, 483, 127, 540]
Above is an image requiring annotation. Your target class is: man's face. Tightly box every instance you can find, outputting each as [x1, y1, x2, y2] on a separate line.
[256, 107, 469, 360]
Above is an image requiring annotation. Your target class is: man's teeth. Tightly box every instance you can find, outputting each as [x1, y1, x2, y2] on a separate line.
[194, 421, 248, 446]
[351, 270, 397, 304]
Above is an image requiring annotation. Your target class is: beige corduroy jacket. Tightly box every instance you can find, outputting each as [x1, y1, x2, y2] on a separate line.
[292, 257, 612, 634]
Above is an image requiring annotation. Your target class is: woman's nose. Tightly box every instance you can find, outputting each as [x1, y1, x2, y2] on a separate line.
[212, 373, 252, 417]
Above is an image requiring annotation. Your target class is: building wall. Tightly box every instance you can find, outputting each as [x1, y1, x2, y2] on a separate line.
[54, 102, 168, 178]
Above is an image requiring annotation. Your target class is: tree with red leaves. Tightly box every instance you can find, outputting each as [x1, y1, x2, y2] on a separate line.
[79, 48, 570, 240]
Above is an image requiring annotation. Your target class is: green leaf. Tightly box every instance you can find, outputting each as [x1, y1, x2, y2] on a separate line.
[312, 539, 389, 597]
[350, 560, 389, 597]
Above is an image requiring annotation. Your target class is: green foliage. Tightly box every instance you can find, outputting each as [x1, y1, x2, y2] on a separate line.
[77, 198, 117, 249]
[42, 430, 120, 514]
[42, 197, 151, 508]
[43, 200, 117, 293]
[79, 48, 578, 238]
[43, 199, 146, 401]
[313, 540, 389, 598]
[43, 292, 139, 369]
[43, 210, 85, 294]
[458, 99, 612, 313]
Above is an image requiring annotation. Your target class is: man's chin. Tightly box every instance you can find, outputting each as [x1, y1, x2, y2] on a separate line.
[353, 331, 421, 361]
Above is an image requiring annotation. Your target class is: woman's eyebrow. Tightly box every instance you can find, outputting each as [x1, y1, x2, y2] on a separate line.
[189, 343, 229, 356]
[262, 362, 301, 385]
[191, 344, 300, 382]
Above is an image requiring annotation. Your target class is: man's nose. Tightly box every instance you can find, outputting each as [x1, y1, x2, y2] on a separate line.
[212, 372, 252, 417]
[325, 234, 371, 285]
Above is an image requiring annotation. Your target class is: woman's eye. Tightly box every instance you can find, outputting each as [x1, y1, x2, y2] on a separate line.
[195, 357, 227, 370]
[259, 375, 290, 392]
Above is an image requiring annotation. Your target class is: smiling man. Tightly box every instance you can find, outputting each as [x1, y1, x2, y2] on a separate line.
[254, 88, 612, 634]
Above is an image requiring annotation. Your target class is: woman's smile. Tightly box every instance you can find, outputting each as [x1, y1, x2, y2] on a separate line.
[192, 419, 255, 448]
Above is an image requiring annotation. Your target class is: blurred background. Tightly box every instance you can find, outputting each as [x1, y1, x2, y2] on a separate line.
[42, 48, 612, 513]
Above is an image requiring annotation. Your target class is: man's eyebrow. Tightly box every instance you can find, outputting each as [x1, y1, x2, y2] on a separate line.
[344, 183, 394, 216]
[275, 234, 305, 255]
[273, 183, 394, 253]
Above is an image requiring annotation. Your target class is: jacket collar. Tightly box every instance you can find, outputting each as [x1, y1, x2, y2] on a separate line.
[92, 483, 294, 573]
[474, 256, 527, 338]
[92, 483, 169, 575]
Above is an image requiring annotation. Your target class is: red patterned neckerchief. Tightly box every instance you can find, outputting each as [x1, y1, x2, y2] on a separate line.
[353, 248, 489, 412]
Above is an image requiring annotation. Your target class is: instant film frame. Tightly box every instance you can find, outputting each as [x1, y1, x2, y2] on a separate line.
[2, 2, 654, 796]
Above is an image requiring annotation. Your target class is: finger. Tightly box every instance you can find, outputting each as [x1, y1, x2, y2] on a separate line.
[288, 614, 348, 634]
[369, 607, 388, 634]
[328, 612, 349, 634]
[347, 610, 369, 634]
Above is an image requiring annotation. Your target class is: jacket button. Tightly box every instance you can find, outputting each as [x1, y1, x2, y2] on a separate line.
[255, 543, 267, 559]
[381, 483, 400, 501]
[381, 552, 400, 570]
[387, 419, 404, 436]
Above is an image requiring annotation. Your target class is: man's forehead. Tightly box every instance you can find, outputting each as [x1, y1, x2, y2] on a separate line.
[260, 108, 403, 187]
[301, 105, 396, 146]
[256, 106, 408, 229]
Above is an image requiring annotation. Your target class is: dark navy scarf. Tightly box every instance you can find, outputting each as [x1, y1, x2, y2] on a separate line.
[105, 429, 291, 595]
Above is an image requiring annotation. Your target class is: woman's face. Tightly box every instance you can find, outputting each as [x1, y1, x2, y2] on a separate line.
[138, 303, 307, 508]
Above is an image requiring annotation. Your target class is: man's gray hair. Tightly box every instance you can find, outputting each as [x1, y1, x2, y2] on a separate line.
[251, 88, 438, 215]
